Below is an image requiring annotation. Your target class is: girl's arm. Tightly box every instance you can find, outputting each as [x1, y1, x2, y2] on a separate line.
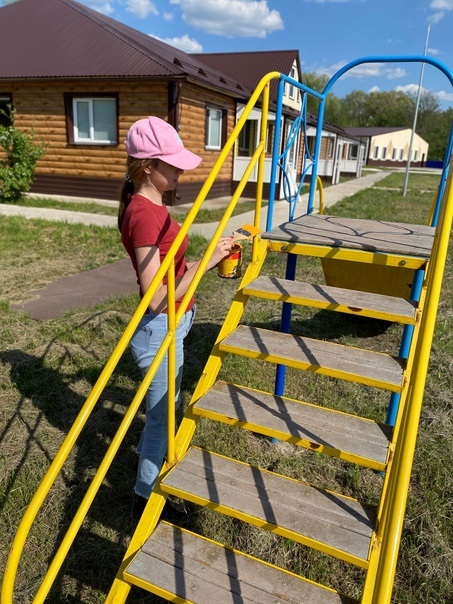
[135, 237, 234, 314]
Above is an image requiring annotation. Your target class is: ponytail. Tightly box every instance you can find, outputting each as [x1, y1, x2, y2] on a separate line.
[117, 157, 159, 232]
[118, 175, 134, 231]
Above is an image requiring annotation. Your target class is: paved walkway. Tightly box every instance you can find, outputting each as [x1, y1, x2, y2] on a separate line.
[7, 171, 390, 320]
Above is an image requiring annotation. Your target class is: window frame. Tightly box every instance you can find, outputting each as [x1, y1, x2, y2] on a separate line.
[288, 67, 296, 100]
[64, 93, 119, 145]
[306, 135, 316, 157]
[348, 144, 358, 160]
[265, 121, 275, 156]
[0, 93, 13, 128]
[238, 119, 258, 157]
[326, 137, 334, 159]
[205, 105, 226, 150]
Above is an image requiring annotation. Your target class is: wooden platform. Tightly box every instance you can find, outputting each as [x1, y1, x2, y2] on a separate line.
[262, 214, 435, 258]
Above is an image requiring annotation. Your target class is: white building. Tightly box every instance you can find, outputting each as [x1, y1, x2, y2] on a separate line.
[343, 127, 429, 168]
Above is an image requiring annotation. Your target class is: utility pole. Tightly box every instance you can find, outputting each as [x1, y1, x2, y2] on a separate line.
[403, 24, 431, 196]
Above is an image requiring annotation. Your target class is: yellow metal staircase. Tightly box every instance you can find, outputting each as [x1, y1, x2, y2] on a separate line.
[119, 171, 451, 602]
[3, 62, 452, 604]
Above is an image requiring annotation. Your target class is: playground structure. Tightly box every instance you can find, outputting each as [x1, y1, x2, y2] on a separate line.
[2, 56, 453, 603]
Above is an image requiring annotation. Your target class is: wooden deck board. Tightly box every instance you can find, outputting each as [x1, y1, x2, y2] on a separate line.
[262, 214, 434, 258]
[161, 447, 376, 563]
[220, 325, 404, 391]
[243, 275, 417, 323]
[194, 381, 391, 468]
[126, 522, 353, 603]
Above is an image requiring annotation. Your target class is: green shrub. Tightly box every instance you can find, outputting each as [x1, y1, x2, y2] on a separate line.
[0, 109, 46, 203]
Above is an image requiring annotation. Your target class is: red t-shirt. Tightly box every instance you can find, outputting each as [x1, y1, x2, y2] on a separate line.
[121, 194, 194, 312]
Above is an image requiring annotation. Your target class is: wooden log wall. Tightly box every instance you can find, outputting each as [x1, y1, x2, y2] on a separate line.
[11, 80, 169, 181]
[179, 82, 236, 186]
[7, 79, 238, 202]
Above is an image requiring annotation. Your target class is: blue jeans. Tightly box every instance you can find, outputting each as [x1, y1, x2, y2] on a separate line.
[129, 306, 195, 499]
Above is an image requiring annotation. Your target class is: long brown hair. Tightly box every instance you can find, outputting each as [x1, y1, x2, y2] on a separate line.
[118, 157, 158, 231]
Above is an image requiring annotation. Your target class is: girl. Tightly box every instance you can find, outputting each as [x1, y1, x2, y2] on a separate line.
[118, 116, 233, 507]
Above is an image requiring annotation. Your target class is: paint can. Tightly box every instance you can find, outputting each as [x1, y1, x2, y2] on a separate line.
[217, 243, 242, 279]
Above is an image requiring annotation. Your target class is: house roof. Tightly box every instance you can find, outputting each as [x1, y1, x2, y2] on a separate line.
[343, 127, 409, 137]
[0, 0, 250, 97]
[192, 50, 301, 103]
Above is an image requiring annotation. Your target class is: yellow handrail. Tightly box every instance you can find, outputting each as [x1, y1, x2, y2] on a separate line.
[365, 159, 453, 603]
[166, 260, 177, 465]
[1, 71, 280, 604]
[316, 176, 324, 214]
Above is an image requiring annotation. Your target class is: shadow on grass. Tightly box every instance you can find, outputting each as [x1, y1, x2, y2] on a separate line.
[0, 314, 221, 603]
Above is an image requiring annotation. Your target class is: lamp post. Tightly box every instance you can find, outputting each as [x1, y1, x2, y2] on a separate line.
[403, 24, 431, 196]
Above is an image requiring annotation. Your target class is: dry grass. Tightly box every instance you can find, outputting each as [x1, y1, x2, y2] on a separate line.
[0, 171, 452, 603]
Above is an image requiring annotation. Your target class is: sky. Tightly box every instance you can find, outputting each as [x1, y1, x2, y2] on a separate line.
[4, 0, 453, 107]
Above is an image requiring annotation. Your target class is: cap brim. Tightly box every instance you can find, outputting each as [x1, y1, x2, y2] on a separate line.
[159, 148, 202, 170]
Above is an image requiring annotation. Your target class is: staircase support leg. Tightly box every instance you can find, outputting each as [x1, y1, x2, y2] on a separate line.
[386, 268, 424, 426]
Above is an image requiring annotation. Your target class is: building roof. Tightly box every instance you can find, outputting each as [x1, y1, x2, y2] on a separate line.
[0, 0, 250, 97]
[343, 127, 409, 137]
[193, 50, 301, 102]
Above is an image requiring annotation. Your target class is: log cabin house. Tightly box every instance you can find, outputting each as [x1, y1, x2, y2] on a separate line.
[0, 0, 363, 205]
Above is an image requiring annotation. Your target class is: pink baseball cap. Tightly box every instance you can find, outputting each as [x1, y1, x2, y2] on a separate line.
[124, 116, 202, 170]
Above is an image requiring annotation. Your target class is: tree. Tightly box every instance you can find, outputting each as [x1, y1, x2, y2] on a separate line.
[340, 90, 370, 126]
[410, 90, 441, 144]
[421, 107, 453, 161]
[301, 72, 343, 125]
[301, 71, 452, 161]
[366, 90, 414, 127]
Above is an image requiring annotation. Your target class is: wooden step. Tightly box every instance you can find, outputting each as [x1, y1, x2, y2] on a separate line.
[243, 275, 417, 324]
[219, 325, 404, 392]
[161, 447, 376, 567]
[193, 381, 392, 471]
[124, 522, 356, 603]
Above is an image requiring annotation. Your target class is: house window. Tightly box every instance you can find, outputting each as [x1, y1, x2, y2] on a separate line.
[0, 94, 12, 128]
[414, 150, 418, 161]
[326, 138, 334, 158]
[348, 144, 358, 160]
[307, 136, 316, 156]
[399, 148, 404, 160]
[206, 106, 224, 150]
[381, 147, 387, 160]
[72, 97, 117, 144]
[392, 148, 398, 160]
[266, 121, 275, 155]
[238, 119, 257, 156]
[373, 146, 379, 159]
[288, 67, 296, 100]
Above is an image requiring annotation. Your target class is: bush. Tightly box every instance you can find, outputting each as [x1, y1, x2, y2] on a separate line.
[0, 111, 46, 203]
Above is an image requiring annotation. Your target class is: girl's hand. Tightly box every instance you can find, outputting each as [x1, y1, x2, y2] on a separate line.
[207, 236, 235, 270]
